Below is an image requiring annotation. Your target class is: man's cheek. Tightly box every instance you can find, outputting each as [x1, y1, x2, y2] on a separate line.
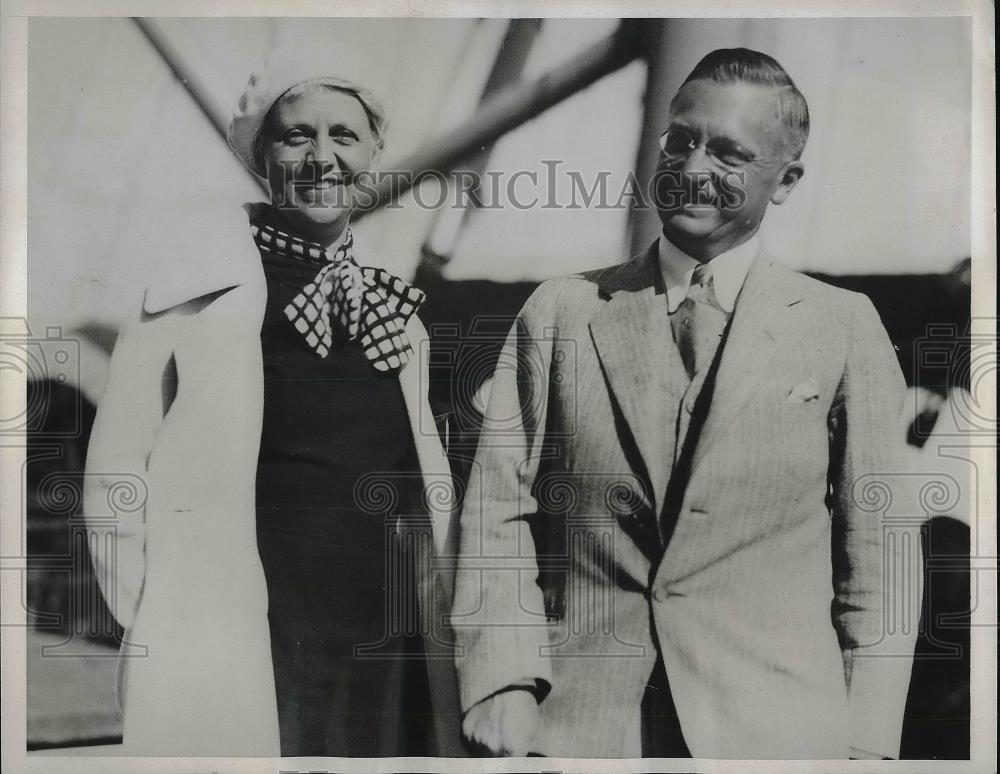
[717, 171, 748, 212]
[654, 169, 687, 211]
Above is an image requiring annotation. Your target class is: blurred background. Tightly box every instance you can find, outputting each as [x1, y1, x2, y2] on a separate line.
[22, 16, 976, 756]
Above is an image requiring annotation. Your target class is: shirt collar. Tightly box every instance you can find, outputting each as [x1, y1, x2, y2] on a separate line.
[658, 233, 760, 313]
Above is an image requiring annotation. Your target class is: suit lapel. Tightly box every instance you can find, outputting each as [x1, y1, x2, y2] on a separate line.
[692, 255, 806, 466]
[588, 245, 687, 514]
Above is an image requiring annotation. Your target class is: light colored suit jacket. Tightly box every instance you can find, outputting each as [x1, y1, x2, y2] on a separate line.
[82, 202, 459, 755]
[451, 243, 919, 759]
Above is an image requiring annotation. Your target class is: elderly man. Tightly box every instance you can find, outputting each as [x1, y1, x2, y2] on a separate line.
[452, 48, 917, 759]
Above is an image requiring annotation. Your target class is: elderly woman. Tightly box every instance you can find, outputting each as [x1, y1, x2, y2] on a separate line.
[83, 53, 459, 757]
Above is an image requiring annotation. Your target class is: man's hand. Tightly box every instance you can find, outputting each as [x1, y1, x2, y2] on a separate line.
[462, 688, 540, 756]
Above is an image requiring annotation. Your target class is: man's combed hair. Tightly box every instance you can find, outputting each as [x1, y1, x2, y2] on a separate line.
[675, 47, 810, 160]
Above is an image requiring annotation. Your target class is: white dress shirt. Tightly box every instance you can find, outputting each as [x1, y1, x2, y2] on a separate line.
[658, 234, 760, 313]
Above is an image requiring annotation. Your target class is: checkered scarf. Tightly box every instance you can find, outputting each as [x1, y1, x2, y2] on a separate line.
[251, 220, 425, 372]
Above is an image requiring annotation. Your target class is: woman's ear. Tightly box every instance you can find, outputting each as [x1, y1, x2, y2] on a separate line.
[369, 147, 383, 169]
[771, 160, 804, 205]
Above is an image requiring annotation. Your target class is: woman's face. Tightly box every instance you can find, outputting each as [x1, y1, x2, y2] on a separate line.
[262, 86, 378, 244]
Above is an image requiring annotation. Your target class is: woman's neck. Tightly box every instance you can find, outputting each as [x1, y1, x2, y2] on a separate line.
[268, 206, 350, 250]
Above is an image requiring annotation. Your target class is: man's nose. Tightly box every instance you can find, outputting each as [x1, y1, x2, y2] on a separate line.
[680, 143, 713, 175]
[680, 146, 721, 197]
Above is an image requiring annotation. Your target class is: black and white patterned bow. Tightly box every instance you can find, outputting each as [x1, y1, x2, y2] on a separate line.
[251, 221, 425, 372]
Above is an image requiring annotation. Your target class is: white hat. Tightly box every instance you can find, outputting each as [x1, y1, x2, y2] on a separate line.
[226, 48, 386, 178]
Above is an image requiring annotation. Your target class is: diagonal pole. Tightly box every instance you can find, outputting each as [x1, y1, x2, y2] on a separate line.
[354, 19, 653, 218]
[132, 17, 269, 195]
[134, 18, 655, 217]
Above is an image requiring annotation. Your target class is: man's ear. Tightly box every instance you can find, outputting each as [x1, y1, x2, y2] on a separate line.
[770, 160, 804, 205]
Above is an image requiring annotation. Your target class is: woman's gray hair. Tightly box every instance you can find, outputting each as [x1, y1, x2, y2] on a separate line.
[252, 78, 387, 173]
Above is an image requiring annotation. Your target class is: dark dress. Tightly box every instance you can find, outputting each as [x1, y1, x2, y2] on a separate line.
[254, 249, 433, 757]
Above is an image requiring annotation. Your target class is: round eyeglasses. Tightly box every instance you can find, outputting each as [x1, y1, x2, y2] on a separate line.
[658, 129, 758, 170]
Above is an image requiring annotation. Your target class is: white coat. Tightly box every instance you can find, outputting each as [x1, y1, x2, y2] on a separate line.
[83, 203, 458, 756]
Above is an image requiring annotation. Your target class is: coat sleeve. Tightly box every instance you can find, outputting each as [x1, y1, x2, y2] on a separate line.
[401, 313, 457, 560]
[82, 297, 176, 630]
[828, 293, 920, 759]
[450, 281, 565, 713]
[395, 312, 469, 755]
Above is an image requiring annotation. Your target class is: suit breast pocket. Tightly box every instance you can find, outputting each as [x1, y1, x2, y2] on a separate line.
[758, 379, 833, 466]
[777, 384, 829, 428]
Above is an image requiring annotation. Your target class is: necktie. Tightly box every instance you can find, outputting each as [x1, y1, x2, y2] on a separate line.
[251, 221, 425, 372]
[672, 262, 729, 379]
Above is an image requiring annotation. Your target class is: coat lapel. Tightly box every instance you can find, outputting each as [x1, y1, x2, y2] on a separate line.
[588, 245, 687, 514]
[692, 255, 806, 465]
[142, 202, 266, 314]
